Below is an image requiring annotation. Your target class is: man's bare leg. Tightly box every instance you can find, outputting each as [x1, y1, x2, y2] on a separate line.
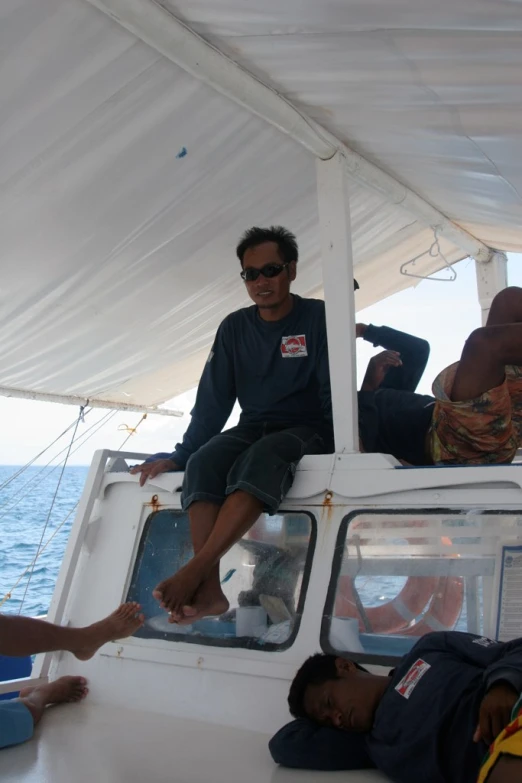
[153, 501, 229, 623]
[17, 676, 88, 728]
[154, 491, 263, 621]
[486, 755, 522, 783]
[0, 603, 144, 660]
[451, 287, 522, 402]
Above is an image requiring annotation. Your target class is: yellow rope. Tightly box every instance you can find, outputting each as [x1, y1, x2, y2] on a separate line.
[0, 412, 149, 610]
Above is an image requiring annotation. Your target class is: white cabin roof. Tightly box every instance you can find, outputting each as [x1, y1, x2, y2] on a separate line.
[1, 0, 521, 408]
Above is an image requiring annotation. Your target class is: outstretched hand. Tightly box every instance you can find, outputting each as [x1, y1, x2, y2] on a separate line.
[474, 683, 519, 745]
[130, 458, 179, 487]
[361, 350, 402, 392]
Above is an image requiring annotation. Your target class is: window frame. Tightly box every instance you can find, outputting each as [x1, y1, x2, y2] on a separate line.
[320, 507, 518, 666]
[127, 506, 317, 653]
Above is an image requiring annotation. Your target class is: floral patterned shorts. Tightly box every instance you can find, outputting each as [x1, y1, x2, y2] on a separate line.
[429, 363, 522, 465]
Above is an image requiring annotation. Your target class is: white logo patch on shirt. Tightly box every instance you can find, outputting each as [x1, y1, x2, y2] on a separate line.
[395, 659, 431, 700]
[473, 637, 497, 648]
[281, 335, 307, 358]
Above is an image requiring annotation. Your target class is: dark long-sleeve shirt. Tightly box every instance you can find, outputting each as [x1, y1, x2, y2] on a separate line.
[358, 325, 432, 464]
[170, 295, 332, 467]
[269, 631, 522, 782]
[362, 324, 430, 393]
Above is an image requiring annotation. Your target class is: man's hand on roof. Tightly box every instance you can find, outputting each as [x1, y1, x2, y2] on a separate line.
[360, 350, 402, 392]
[355, 323, 368, 339]
[130, 458, 180, 487]
[474, 682, 519, 745]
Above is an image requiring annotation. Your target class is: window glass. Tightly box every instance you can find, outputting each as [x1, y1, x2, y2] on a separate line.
[323, 510, 521, 664]
[127, 509, 315, 650]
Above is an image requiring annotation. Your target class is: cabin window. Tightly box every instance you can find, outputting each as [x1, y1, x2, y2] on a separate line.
[322, 509, 522, 665]
[126, 509, 315, 651]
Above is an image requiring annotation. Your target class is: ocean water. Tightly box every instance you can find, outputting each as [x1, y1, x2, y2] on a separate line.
[0, 465, 88, 617]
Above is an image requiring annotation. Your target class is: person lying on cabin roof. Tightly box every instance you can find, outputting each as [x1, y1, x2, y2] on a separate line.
[0, 603, 143, 750]
[130, 225, 429, 627]
[270, 630, 522, 783]
[357, 285, 522, 467]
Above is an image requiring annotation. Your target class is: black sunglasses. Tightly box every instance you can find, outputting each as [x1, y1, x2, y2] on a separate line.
[240, 262, 289, 282]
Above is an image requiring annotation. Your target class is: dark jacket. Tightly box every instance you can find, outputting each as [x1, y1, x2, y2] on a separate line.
[362, 324, 430, 394]
[269, 631, 522, 783]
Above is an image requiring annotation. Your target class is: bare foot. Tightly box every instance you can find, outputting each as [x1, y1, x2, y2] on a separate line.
[153, 562, 206, 621]
[20, 676, 89, 706]
[73, 602, 145, 661]
[176, 580, 230, 625]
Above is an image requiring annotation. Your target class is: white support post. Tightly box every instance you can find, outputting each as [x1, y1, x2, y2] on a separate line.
[316, 153, 358, 454]
[475, 251, 508, 325]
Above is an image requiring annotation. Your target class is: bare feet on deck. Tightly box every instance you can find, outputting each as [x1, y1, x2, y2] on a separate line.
[153, 567, 229, 624]
[20, 676, 89, 706]
[73, 602, 145, 660]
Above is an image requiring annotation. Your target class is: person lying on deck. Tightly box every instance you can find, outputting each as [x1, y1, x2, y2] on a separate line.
[131, 225, 427, 625]
[270, 631, 522, 783]
[0, 602, 144, 750]
[358, 285, 522, 467]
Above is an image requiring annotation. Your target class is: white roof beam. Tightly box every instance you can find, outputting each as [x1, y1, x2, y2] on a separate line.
[84, 0, 492, 263]
[0, 387, 182, 416]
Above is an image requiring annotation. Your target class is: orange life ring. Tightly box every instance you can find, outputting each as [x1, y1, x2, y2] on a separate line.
[335, 517, 465, 637]
[400, 576, 464, 636]
[335, 574, 464, 636]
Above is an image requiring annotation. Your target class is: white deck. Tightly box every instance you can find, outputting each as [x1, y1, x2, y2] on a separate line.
[0, 703, 387, 783]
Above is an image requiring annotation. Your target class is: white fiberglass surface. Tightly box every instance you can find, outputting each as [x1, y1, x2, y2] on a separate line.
[0, 703, 390, 782]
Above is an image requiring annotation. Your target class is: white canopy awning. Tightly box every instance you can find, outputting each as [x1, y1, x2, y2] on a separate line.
[1, 0, 521, 408]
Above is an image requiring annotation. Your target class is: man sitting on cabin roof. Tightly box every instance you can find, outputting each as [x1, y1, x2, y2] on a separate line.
[0, 603, 144, 750]
[270, 631, 522, 783]
[131, 226, 429, 625]
[358, 285, 522, 467]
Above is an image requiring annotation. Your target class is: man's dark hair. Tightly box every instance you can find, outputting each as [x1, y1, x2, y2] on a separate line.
[288, 653, 368, 719]
[236, 226, 298, 266]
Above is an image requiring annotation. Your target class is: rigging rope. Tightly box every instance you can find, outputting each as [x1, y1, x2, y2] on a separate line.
[0, 411, 149, 611]
[17, 406, 85, 615]
[0, 408, 93, 493]
[0, 410, 117, 523]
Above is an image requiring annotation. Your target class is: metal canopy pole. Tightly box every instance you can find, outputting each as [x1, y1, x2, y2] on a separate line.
[316, 153, 358, 454]
[475, 251, 508, 325]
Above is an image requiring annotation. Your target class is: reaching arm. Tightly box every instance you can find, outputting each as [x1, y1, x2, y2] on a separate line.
[414, 631, 522, 743]
[358, 324, 430, 392]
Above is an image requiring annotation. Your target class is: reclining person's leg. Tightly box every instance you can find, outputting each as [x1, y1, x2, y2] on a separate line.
[451, 287, 522, 403]
[430, 287, 522, 465]
[0, 677, 88, 750]
[0, 603, 144, 659]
